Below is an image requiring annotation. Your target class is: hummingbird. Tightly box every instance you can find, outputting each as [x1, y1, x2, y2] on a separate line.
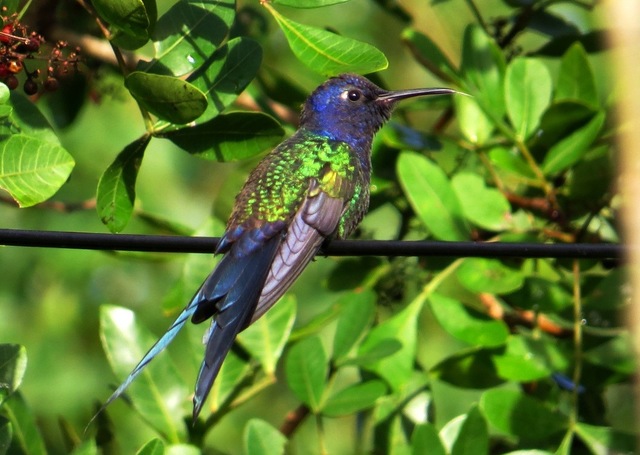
[98, 73, 455, 420]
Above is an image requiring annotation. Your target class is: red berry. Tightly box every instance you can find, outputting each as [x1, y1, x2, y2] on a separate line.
[0, 24, 13, 44]
[44, 77, 58, 92]
[23, 78, 37, 95]
[4, 75, 18, 90]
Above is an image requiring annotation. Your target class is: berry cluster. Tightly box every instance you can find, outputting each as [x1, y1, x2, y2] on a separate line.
[0, 13, 80, 95]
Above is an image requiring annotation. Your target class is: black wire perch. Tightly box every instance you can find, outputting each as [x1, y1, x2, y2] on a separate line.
[0, 228, 623, 260]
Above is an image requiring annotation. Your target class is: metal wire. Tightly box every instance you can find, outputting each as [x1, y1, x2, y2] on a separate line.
[0, 228, 623, 259]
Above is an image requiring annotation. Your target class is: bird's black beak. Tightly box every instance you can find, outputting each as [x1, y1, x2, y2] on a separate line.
[376, 87, 458, 103]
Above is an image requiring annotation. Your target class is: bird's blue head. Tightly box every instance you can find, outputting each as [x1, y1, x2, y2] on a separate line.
[299, 73, 454, 152]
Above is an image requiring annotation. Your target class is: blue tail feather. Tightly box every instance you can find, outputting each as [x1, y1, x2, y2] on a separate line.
[192, 232, 282, 419]
[90, 227, 284, 426]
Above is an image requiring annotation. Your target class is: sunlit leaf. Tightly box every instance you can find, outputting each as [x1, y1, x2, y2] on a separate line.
[429, 293, 508, 348]
[488, 146, 536, 179]
[332, 290, 376, 362]
[0, 344, 26, 405]
[412, 424, 446, 455]
[100, 305, 189, 442]
[505, 58, 552, 140]
[480, 389, 567, 441]
[266, 4, 387, 76]
[457, 258, 523, 294]
[397, 151, 469, 241]
[454, 94, 494, 145]
[285, 336, 327, 412]
[96, 135, 150, 233]
[358, 296, 422, 390]
[136, 438, 164, 455]
[238, 295, 296, 375]
[451, 405, 489, 455]
[0, 134, 75, 207]
[451, 172, 511, 231]
[164, 112, 284, 161]
[243, 419, 287, 455]
[125, 72, 207, 124]
[322, 380, 387, 417]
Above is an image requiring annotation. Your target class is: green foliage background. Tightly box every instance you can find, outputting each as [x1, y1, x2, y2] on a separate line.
[0, 0, 635, 454]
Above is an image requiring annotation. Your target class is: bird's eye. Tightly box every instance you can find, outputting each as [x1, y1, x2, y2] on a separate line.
[347, 89, 361, 101]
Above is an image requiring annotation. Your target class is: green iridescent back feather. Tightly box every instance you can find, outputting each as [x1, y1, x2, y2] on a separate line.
[228, 129, 370, 239]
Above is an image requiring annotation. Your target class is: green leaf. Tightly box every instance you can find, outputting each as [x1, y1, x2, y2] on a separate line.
[492, 335, 554, 382]
[322, 380, 387, 417]
[397, 151, 469, 241]
[0, 134, 75, 207]
[541, 110, 605, 175]
[0, 417, 12, 455]
[431, 348, 504, 389]
[506, 277, 572, 312]
[451, 172, 512, 231]
[488, 146, 536, 179]
[238, 295, 296, 375]
[460, 24, 506, 120]
[125, 72, 207, 124]
[454, 94, 494, 145]
[332, 290, 376, 362]
[357, 296, 423, 390]
[207, 350, 251, 412]
[70, 440, 98, 455]
[480, 389, 567, 441]
[345, 338, 401, 366]
[266, 4, 388, 76]
[136, 438, 165, 455]
[505, 58, 552, 140]
[451, 405, 489, 455]
[583, 332, 635, 374]
[401, 28, 459, 83]
[164, 112, 284, 161]
[149, 0, 236, 76]
[285, 336, 327, 412]
[243, 419, 287, 455]
[92, 0, 149, 37]
[429, 293, 508, 348]
[100, 305, 188, 442]
[556, 42, 598, 108]
[184, 37, 262, 126]
[273, 0, 349, 7]
[584, 268, 628, 311]
[574, 423, 637, 455]
[457, 258, 524, 294]
[411, 424, 446, 455]
[96, 135, 149, 233]
[8, 91, 62, 145]
[0, 344, 26, 405]
[1, 392, 46, 455]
